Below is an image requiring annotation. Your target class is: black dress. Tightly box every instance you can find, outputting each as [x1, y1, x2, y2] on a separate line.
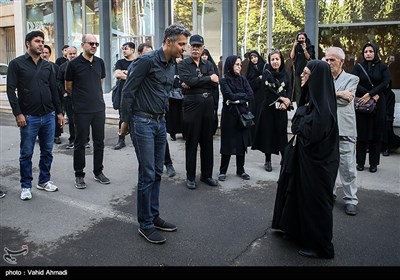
[252, 64, 291, 155]
[272, 60, 339, 259]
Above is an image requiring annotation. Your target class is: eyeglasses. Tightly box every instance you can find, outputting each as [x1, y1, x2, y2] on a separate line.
[85, 42, 99, 47]
[325, 58, 336, 62]
[301, 70, 311, 77]
[234, 63, 242, 67]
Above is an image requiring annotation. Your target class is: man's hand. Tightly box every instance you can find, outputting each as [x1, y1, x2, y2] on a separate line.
[210, 74, 219, 83]
[338, 89, 354, 102]
[57, 113, 64, 128]
[120, 122, 130, 135]
[16, 114, 26, 127]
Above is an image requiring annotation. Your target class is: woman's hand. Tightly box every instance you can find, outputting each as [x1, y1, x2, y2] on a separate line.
[358, 93, 373, 105]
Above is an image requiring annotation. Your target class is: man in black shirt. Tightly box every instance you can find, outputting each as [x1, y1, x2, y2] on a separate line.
[113, 42, 135, 150]
[57, 46, 78, 149]
[120, 24, 191, 244]
[55, 44, 69, 66]
[7, 30, 64, 200]
[178, 35, 219, 189]
[65, 34, 109, 189]
[42, 44, 63, 145]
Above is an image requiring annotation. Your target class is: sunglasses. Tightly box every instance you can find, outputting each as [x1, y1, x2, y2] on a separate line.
[85, 42, 99, 47]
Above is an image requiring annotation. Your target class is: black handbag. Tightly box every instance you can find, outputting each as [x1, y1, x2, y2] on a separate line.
[354, 97, 376, 113]
[111, 80, 121, 110]
[235, 105, 255, 128]
[354, 64, 376, 114]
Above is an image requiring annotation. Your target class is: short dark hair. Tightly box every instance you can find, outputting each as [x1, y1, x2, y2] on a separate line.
[43, 44, 52, 54]
[137, 42, 153, 53]
[25, 30, 44, 46]
[163, 24, 191, 43]
[122, 42, 135, 49]
[62, 44, 69, 50]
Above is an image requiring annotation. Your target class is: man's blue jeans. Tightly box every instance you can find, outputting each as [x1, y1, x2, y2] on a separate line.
[19, 112, 56, 189]
[130, 115, 166, 229]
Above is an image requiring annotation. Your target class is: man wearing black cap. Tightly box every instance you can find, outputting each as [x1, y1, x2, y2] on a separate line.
[55, 44, 69, 66]
[178, 34, 219, 189]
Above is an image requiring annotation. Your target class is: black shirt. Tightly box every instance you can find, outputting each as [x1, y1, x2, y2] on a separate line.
[7, 53, 62, 116]
[177, 57, 218, 95]
[120, 47, 175, 122]
[65, 53, 106, 113]
[55, 56, 68, 66]
[114, 58, 133, 91]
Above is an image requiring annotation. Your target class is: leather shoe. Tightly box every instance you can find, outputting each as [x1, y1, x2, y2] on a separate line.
[298, 248, 320, 258]
[369, 166, 377, 173]
[237, 172, 250, 180]
[200, 177, 218, 187]
[382, 149, 389, 157]
[298, 248, 333, 259]
[186, 179, 197, 189]
[264, 161, 272, 172]
[356, 165, 364, 171]
[345, 204, 357, 216]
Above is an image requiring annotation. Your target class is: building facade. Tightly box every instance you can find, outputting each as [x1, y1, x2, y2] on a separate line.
[0, 0, 399, 93]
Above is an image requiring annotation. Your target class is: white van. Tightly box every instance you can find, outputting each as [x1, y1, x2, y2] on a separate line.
[0, 63, 8, 85]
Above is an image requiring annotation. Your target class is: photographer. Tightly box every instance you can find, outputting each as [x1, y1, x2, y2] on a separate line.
[290, 32, 315, 105]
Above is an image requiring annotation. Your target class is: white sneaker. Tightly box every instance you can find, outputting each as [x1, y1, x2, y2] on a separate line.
[36, 181, 58, 192]
[20, 188, 32, 200]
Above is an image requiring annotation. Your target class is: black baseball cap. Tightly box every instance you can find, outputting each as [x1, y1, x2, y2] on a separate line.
[189, 35, 204, 46]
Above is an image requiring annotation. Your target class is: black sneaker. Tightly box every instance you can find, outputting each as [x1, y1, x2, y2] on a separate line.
[237, 172, 250, 180]
[153, 217, 177, 232]
[165, 164, 176, 177]
[75, 177, 86, 189]
[138, 228, 166, 244]
[66, 142, 74, 149]
[94, 173, 110, 184]
[54, 137, 61, 144]
[0, 191, 5, 199]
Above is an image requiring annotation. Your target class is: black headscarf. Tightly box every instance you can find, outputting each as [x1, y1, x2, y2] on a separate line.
[267, 50, 287, 80]
[245, 50, 265, 80]
[202, 48, 219, 76]
[224, 55, 245, 92]
[303, 60, 337, 145]
[361, 42, 381, 75]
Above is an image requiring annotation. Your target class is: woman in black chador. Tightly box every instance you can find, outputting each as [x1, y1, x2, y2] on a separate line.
[245, 50, 265, 135]
[252, 50, 292, 172]
[272, 60, 339, 259]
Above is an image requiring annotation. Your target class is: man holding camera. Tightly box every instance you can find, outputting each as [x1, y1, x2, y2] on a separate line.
[290, 32, 315, 105]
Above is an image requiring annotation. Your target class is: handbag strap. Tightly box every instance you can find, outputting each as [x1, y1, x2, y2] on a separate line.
[358, 64, 374, 86]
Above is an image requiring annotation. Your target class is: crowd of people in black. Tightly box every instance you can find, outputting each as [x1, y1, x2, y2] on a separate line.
[4, 27, 399, 256]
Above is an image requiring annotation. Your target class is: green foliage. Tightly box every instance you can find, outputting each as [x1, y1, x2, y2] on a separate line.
[173, 0, 217, 31]
[236, 0, 399, 61]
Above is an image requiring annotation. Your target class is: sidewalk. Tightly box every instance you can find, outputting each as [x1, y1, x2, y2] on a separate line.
[0, 110, 399, 270]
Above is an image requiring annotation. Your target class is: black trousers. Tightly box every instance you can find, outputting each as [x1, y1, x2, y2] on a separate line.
[164, 140, 172, 166]
[183, 94, 215, 179]
[219, 154, 245, 175]
[356, 140, 381, 167]
[64, 97, 75, 143]
[74, 111, 105, 177]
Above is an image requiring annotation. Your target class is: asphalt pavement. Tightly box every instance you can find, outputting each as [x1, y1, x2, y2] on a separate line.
[0, 111, 399, 276]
